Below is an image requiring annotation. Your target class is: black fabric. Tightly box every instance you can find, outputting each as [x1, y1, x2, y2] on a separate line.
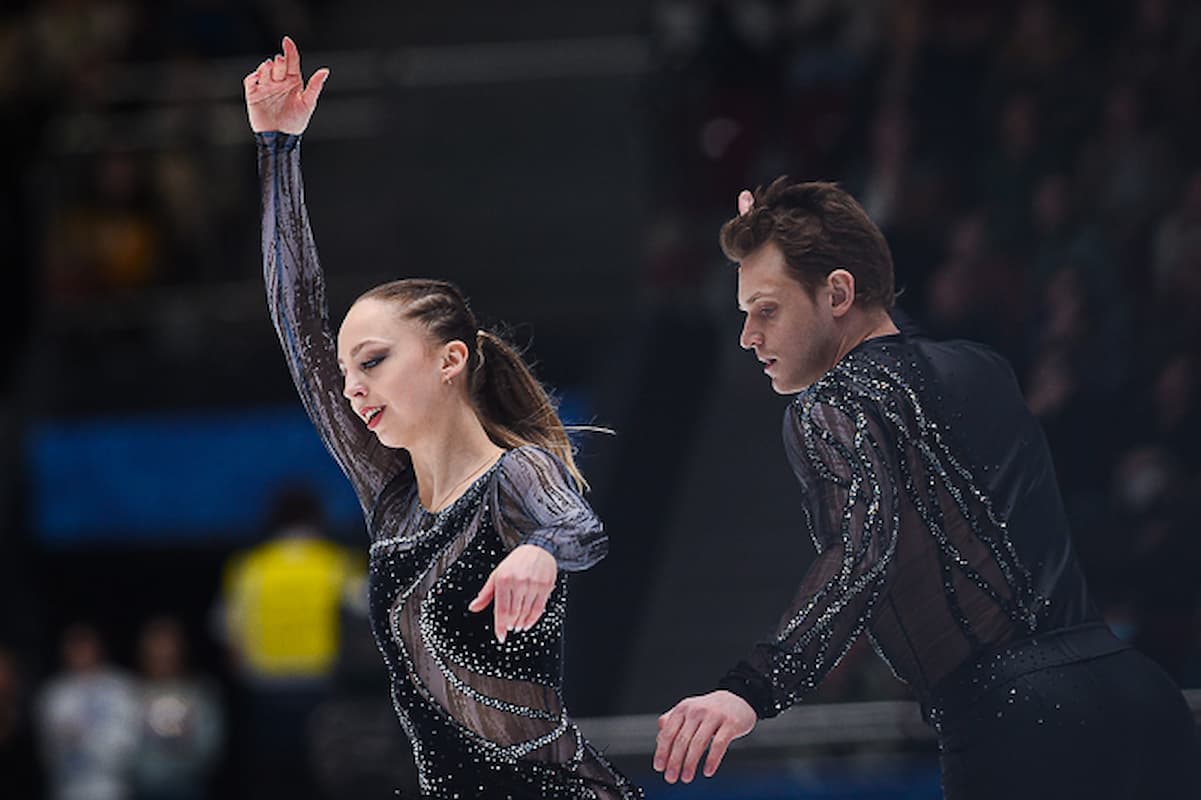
[719, 331, 1201, 795]
[920, 623, 1129, 720]
[721, 332, 1095, 717]
[936, 645, 1201, 799]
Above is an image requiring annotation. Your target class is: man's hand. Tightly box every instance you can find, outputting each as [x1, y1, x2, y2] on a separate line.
[468, 544, 557, 644]
[243, 35, 329, 134]
[654, 690, 756, 784]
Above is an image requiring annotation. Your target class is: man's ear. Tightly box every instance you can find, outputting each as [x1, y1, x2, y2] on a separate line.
[828, 269, 856, 317]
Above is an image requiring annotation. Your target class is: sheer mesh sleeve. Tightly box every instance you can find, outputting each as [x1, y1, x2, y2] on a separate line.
[718, 392, 901, 718]
[492, 447, 608, 571]
[257, 132, 407, 513]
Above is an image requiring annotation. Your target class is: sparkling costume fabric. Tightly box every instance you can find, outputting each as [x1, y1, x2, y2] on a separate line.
[719, 333, 1201, 797]
[258, 132, 641, 800]
[718, 333, 1092, 714]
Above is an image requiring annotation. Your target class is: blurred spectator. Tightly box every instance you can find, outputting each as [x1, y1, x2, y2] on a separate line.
[218, 486, 361, 799]
[1026, 172, 1113, 298]
[978, 92, 1049, 252]
[854, 104, 913, 232]
[26, 0, 136, 103]
[1152, 169, 1201, 296]
[1077, 82, 1175, 247]
[132, 617, 223, 800]
[1110, 442, 1201, 680]
[1022, 265, 1124, 496]
[924, 211, 1018, 352]
[1149, 353, 1201, 472]
[45, 153, 163, 298]
[36, 624, 140, 800]
[0, 646, 45, 799]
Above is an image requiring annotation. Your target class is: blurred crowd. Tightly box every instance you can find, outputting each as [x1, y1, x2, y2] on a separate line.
[0, 486, 412, 800]
[3, 0, 1201, 797]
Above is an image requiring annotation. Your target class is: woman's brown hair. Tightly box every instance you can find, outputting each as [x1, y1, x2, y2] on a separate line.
[356, 279, 589, 489]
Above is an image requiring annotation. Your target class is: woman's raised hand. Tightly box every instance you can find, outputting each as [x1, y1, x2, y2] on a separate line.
[243, 36, 329, 135]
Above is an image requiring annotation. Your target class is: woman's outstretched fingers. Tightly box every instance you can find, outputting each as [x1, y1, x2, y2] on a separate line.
[738, 189, 754, 215]
[302, 68, 330, 107]
[520, 591, 549, 631]
[512, 589, 533, 632]
[494, 583, 513, 643]
[283, 35, 301, 76]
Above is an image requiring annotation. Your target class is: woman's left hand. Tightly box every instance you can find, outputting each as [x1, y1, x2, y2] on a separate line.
[468, 544, 557, 643]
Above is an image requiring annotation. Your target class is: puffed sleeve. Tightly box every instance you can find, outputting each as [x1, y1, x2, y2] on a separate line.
[491, 446, 608, 571]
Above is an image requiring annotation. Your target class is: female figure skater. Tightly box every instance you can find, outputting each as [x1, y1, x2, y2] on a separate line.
[244, 37, 641, 800]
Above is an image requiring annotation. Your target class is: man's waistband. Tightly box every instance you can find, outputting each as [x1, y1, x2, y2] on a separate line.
[921, 622, 1130, 729]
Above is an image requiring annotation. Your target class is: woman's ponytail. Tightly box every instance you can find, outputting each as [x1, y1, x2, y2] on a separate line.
[357, 279, 593, 491]
[471, 329, 588, 491]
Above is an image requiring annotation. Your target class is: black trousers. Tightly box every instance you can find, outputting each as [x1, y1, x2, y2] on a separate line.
[926, 624, 1201, 799]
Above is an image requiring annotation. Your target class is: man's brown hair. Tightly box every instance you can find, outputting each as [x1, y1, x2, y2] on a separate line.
[719, 178, 896, 308]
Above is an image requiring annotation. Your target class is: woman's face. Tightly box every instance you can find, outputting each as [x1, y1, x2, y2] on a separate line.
[337, 298, 460, 449]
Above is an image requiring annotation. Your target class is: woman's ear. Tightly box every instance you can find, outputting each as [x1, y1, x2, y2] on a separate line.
[441, 340, 469, 383]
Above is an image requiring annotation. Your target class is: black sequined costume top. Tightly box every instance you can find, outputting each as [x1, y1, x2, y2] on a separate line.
[718, 332, 1099, 717]
[257, 132, 642, 800]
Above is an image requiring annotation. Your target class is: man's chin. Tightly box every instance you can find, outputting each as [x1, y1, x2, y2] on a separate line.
[769, 374, 809, 395]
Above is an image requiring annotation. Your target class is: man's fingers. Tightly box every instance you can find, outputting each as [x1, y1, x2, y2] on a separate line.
[703, 730, 734, 778]
[663, 714, 702, 783]
[256, 59, 272, 84]
[738, 189, 754, 216]
[271, 53, 287, 82]
[283, 35, 301, 76]
[681, 718, 720, 783]
[302, 68, 330, 107]
[653, 709, 683, 771]
[468, 574, 495, 613]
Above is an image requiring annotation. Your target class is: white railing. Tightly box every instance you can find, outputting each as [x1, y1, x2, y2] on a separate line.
[579, 690, 1201, 757]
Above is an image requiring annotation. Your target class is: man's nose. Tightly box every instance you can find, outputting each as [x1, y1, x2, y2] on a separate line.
[739, 319, 759, 350]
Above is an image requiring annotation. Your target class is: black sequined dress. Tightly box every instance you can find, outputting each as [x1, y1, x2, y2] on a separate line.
[258, 132, 642, 800]
[718, 333, 1201, 797]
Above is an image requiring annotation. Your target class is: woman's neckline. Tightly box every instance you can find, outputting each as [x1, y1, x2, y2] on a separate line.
[416, 451, 508, 517]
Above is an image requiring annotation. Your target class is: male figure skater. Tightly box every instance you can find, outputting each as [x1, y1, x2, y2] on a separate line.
[653, 180, 1200, 798]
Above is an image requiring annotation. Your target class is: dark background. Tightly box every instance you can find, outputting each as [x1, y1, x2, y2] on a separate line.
[3, 0, 1201, 797]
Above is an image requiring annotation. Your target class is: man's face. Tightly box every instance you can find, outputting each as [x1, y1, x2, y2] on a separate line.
[737, 242, 839, 394]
